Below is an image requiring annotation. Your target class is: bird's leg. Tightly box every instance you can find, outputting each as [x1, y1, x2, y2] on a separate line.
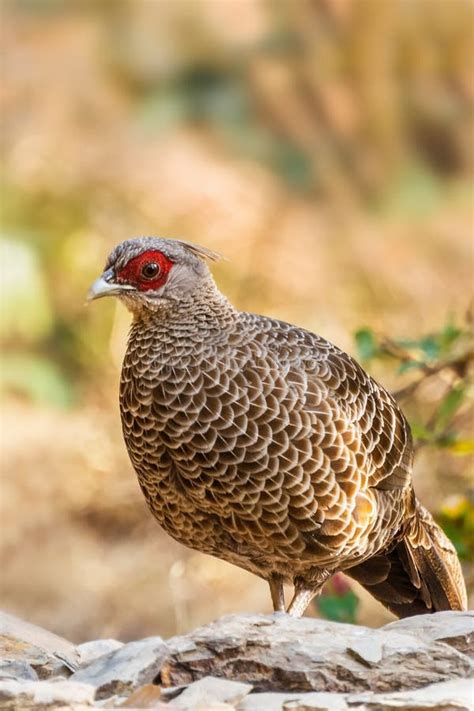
[287, 572, 331, 617]
[268, 573, 286, 612]
[286, 587, 318, 617]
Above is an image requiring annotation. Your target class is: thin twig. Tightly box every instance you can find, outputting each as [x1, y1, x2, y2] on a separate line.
[391, 352, 473, 401]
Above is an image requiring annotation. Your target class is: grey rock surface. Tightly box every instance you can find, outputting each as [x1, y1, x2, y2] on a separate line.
[161, 612, 473, 693]
[77, 639, 124, 668]
[0, 610, 472, 709]
[0, 661, 38, 682]
[0, 679, 95, 709]
[385, 610, 474, 655]
[0, 611, 79, 679]
[71, 636, 168, 699]
[349, 677, 474, 710]
[240, 692, 350, 711]
[239, 679, 474, 710]
[173, 676, 252, 708]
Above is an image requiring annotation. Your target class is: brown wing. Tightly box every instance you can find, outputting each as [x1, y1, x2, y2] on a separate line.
[205, 317, 415, 567]
[315, 346, 413, 491]
[276, 335, 414, 565]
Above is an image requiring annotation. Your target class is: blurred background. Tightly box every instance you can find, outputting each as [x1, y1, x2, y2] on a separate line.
[1, 0, 473, 643]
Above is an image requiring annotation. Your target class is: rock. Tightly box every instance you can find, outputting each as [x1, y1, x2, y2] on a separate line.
[0, 611, 79, 678]
[0, 638, 69, 682]
[173, 676, 252, 708]
[349, 677, 474, 710]
[240, 692, 349, 711]
[239, 694, 294, 711]
[191, 705, 234, 711]
[0, 679, 95, 709]
[238, 694, 294, 711]
[160, 613, 473, 694]
[384, 610, 474, 656]
[1, 610, 472, 709]
[118, 683, 167, 708]
[347, 637, 384, 665]
[71, 637, 168, 700]
[78, 640, 124, 667]
[282, 693, 349, 710]
[0, 661, 38, 682]
[238, 680, 474, 710]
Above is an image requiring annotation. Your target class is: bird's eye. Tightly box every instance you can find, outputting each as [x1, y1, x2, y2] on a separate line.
[141, 262, 160, 279]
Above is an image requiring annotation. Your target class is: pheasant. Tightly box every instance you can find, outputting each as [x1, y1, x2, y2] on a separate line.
[89, 237, 467, 618]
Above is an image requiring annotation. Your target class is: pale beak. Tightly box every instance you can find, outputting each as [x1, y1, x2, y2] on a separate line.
[87, 269, 134, 302]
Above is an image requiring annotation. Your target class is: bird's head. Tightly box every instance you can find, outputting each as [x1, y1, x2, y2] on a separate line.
[88, 237, 221, 315]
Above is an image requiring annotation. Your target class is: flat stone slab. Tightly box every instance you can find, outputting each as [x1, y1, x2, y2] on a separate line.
[348, 677, 474, 711]
[0, 679, 95, 709]
[240, 691, 349, 711]
[0, 611, 79, 679]
[173, 676, 252, 708]
[384, 610, 474, 656]
[0, 661, 38, 683]
[1, 610, 472, 708]
[77, 639, 124, 668]
[237, 678, 474, 710]
[71, 636, 169, 700]
[160, 612, 473, 693]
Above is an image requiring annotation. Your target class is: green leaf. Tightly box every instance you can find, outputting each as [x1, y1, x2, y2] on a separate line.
[410, 422, 433, 441]
[397, 360, 425, 374]
[395, 336, 439, 361]
[440, 323, 462, 352]
[355, 328, 377, 361]
[316, 590, 359, 624]
[419, 336, 440, 361]
[435, 386, 466, 432]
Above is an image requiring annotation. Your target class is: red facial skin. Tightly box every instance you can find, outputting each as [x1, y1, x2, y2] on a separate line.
[116, 250, 173, 292]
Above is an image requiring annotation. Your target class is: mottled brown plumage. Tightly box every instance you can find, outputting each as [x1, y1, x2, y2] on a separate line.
[89, 237, 467, 617]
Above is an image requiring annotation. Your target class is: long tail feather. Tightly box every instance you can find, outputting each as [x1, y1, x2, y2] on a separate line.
[347, 500, 467, 618]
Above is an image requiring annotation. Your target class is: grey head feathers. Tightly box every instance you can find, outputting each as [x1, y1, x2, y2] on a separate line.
[95, 236, 226, 316]
[105, 236, 222, 274]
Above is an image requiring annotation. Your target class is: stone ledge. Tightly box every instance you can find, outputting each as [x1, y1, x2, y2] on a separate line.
[0, 610, 472, 710]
